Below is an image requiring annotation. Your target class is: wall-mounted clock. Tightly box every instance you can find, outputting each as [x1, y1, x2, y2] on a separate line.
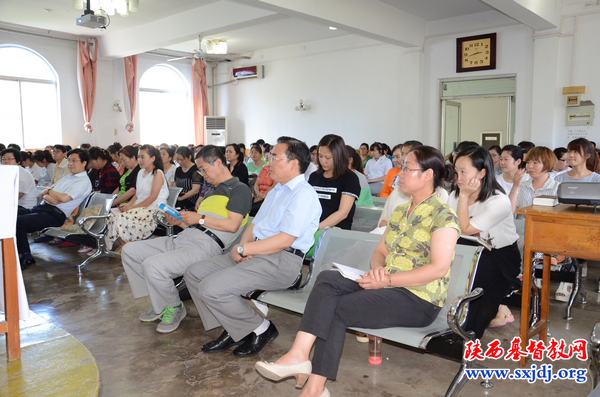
[456, 33, 496, 73]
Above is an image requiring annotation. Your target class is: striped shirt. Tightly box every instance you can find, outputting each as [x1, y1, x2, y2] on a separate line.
[516, 175, 560, 211]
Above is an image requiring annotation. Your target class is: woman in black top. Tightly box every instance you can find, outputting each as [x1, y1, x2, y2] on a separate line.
[225, 143, 249, 186]
[113, 145, 140, 207]
[309, 134, 361, 230]
[174, 146, 202, 210]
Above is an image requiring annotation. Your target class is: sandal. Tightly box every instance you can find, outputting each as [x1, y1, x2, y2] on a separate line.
[555, 282, 573, 302]
[489, 305, 514, 328]
[78, 246, 94, 253]
[48, 238, 63, 245]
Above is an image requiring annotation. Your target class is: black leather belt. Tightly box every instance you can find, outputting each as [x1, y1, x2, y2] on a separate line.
[188, 224, 225, 250]
[283, 247, 305, 258]
[40, 203, 65, 216]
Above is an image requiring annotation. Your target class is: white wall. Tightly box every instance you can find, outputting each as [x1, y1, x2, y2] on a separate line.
[215, 35, 420, 150]
[0, 30, 199, 149]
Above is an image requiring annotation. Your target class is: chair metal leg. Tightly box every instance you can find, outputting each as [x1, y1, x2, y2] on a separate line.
[77, 234, 120, 275]
[445, 361, 475, 397]
[565, 259, 583, 320]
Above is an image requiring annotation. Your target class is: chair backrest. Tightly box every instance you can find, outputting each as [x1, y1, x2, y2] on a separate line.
[351, 205, 383, 232]
[87, 193, 116, 234]
[371, 196, 387, 208]
[441, 244, 483, 325]
[167, 187, 183, 208]
[308, 228, 382, 292]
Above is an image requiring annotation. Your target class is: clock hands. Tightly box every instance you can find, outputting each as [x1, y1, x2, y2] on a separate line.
[469, 51, 482, 57]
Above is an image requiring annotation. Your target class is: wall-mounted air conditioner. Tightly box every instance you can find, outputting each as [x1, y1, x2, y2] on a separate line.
[204, 116, 227, 146]
[232, 65, 264, 80]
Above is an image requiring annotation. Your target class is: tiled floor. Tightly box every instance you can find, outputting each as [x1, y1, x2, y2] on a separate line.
[9, 240, 600, 396]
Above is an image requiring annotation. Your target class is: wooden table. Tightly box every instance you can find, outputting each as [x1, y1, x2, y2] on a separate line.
[517, 204, 600, 366]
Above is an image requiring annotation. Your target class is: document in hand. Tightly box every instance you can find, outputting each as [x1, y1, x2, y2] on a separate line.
[332, 262, 366, 281]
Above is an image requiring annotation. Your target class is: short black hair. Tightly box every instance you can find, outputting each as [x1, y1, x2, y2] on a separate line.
[7, 143, 21, 151]
[277, 136, 311, 174]
[1, 148, 21, 163]
[53, 144, 67, 153]
[80, 143, 91, 150]
[67, 148, 89, 167]
[88, 147, 112, 162]
[256, 139, 265, 145]
[403, 140, 423, 150]
[196, 145, 226, 165]
[175, 146, 194, 161]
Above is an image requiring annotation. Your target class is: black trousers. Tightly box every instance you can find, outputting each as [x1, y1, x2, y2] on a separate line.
[16, 204, 66, 256]
[464, 240, 521, 339]
[298, 271, 440, 380]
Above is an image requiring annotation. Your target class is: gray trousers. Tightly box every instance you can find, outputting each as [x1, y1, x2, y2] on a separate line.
[184, 250, 303, 342]
[121, 227, 222, 314]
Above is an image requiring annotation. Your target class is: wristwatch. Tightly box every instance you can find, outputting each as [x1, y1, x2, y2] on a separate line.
[237, 244, 246, 258]
[199, 214, 206, 225]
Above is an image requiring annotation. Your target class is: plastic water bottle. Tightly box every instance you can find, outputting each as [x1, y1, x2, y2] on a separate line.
[368, 335, 382, 365]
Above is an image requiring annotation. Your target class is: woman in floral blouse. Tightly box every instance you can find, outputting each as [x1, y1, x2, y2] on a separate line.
[255, 146, 460, 397]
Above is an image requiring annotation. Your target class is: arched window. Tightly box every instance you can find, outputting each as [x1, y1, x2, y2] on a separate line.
[0, 45, 61, 149]
[139, 65, 193, 145]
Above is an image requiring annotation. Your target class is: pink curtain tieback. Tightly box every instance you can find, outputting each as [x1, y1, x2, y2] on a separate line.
[125, 123, 134, 133]
[84, 122, 93, 134]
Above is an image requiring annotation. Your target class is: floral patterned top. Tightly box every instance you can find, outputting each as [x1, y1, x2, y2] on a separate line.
[383, 193, 460, 307]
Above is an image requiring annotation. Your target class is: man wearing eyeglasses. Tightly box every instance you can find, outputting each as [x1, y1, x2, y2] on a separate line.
[184, 136, 322, 358]
[16, 148, 92, 269]
[121, 145, 252, 334]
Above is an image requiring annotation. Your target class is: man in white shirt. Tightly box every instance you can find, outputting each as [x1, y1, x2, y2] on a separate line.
[1, 148, 37, 209]
[16, 148, 92, 269]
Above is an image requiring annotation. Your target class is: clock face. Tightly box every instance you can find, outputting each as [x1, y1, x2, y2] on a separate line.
[462, 38, 491, 68]
[456, 33, 496, 73]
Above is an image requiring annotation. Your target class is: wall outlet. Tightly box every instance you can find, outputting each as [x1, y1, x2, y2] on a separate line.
[114, 128, 117, 135]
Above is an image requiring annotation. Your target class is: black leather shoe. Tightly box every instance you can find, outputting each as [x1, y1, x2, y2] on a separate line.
[233, 322, 279, 357]
[201, 330, 244, 353]
[20, 257, 36, 270]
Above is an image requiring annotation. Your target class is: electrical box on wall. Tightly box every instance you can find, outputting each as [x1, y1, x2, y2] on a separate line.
[566, 100, 595, 126]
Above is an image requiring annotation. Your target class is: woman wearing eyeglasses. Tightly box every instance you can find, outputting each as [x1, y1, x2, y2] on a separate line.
[552, 147, 569, 176]
[447, 146, 520, 338]
[255, 146, 459, 397]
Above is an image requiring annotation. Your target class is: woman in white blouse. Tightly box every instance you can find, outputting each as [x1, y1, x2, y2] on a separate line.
[160, 147, 176, 187]
[497, 145, 526, 206]
[364, 142, 393, 196]
[33, 150, 56, 187]
[106, 145, 169, 253]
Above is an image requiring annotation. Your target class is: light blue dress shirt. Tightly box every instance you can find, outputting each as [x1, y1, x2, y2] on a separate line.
[252, 174, 322, 253]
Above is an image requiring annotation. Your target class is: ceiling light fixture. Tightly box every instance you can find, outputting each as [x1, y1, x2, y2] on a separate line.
[206, 39, 228, 55]
[73, 0, 138, 17]
[329, 26, 337, 30]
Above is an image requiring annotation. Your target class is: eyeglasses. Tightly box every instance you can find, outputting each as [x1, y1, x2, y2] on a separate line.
[400, 165, 422, 174]
[198, 162, 214, 175]
[452, 151, 458, 157]
[270, 156, 289, 163]
[67, 158, 81, 163]
[1, 157, 16, 162]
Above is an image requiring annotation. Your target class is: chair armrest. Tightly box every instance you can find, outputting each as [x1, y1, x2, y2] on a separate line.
[152, 210, 170, 229]
[78, 214, 111, 239]
[447, 287, 483, 342]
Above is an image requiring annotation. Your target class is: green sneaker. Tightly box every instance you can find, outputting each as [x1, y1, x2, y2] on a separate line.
[156, 302, 187, 333]
[139, 306, 163, 322]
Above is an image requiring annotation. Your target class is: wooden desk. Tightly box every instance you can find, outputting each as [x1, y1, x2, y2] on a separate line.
[517, 204, 600, 366]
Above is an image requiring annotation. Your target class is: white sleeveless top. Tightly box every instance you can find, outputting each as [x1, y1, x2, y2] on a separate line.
[134, 169, 169, 210]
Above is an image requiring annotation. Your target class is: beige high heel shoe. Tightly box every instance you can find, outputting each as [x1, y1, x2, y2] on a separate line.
[255, 360, 311, 388]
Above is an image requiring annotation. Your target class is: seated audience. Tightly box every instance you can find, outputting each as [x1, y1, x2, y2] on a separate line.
[346, 145, 373, 207]
[2, 148, 37, 209]
[106, 145, 169, 253]
[249, 151, 275, 217]
[16, 149, 92, 268]
[364, 142, 393, 196]
[309, 134, 360, 231]
[107, 143, 125, 175]
[88, 147, 120, 194]
[112, 145, 140, 207]
[447, 146, 521, 338]
[359, 142, 372, 168]
[121, 145, 252, 334]
[184, 137, 321, 358]
[555, 138, 600, 184]
[160, 147, 176, 186]
[552, 147, 569, 176]
[20, 151, 42, 183]
[225, 144, 249, 186]
[239, 143, 250, 164]
[32, 149, 56, 186]
[497, 145, 526, 206]
[174, 146, 202, 210]
[246, 144, 266, 177]
[51, 144, 70, 184]
[488, 145, 502, 175]
[513, 147, 559, 215]
[255, 146, 459, 397]
[378, 144, 402, 198]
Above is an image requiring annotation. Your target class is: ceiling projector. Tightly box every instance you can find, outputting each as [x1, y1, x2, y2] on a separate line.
[76, 14, 108, 29]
